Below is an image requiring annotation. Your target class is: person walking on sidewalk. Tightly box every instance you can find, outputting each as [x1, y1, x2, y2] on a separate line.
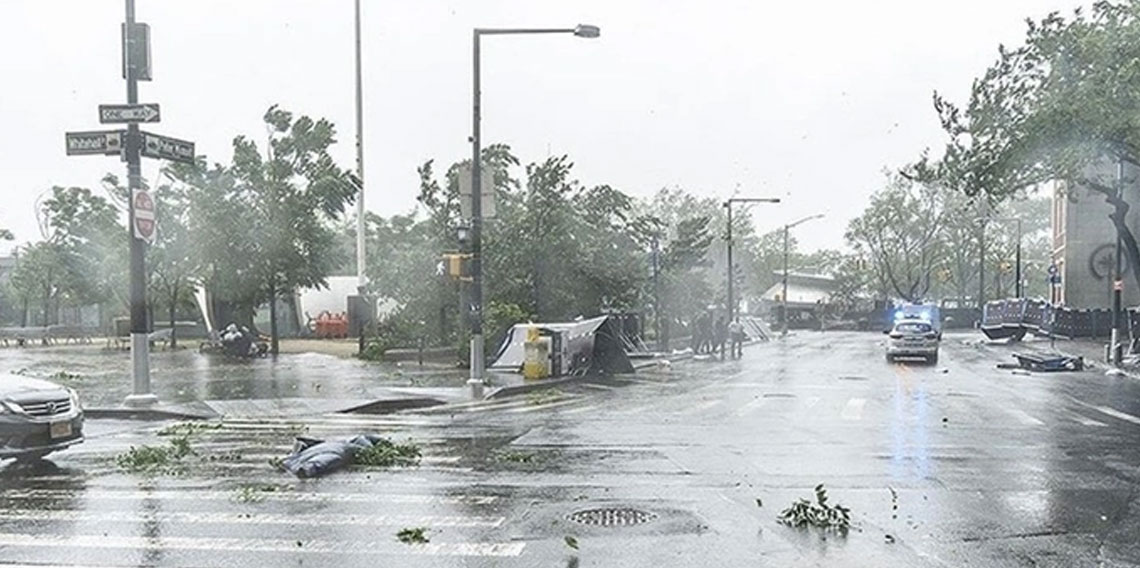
[714, 316, 728, 360]
[729, 318, 745, 359]
[695, 311, 712, 354]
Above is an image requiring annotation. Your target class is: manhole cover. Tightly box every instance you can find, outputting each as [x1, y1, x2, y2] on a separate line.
[567, 507, 658, 526]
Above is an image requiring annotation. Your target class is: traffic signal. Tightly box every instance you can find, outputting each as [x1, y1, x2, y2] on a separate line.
[441, 253, 473, 281]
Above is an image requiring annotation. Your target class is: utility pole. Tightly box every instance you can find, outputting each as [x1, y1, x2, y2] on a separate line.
[353, 0, 366, 290]
[122, 0, 154, 407]
[1113, 157, 1125, 366]
[652, 235, 663, 352]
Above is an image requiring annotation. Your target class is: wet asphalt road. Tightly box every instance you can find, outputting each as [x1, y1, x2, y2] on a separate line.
[2, 331, 1140, 567]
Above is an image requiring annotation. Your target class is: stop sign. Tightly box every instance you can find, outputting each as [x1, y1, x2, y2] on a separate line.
[132, 188, 156, 243]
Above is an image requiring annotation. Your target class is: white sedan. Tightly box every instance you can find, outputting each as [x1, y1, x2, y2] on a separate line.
[885, 320, 940, 364]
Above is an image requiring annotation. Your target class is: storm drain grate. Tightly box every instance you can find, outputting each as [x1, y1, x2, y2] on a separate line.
[567, 507, 658, 527]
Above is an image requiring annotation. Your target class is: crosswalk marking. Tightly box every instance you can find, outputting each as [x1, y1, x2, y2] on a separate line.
[0, 509, 505, 528]
[686, 399, 723, 415]
[841, 398, 866, 420]
[505, 398, 584, 413]
[1089, 404, 1140, 425]
[0, 533, 526, 557]
[1007, 409, 1044, 426]
[733, 398, 768, 417]
[1068, 413, 1108, 427]
[0, 489, 497, 505]
[579, 383, 615, 391]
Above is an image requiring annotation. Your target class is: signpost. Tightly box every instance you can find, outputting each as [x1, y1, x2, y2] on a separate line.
[65, 130, 124, 156]
[64, 0, 196, 408]
[99, 103, 160, 123]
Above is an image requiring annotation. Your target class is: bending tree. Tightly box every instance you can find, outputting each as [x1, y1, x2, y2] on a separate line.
[921, 1, 1140, 289]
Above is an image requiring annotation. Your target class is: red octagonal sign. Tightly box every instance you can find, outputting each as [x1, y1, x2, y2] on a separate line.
[132, 189, 156, 243]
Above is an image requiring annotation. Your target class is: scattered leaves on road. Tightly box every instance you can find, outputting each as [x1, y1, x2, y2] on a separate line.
[564, 535, 580, 550]
[354, 438, 422, 468]
[397, 527, 430, 544]
[156, 421, 223, 437]
[755, 498, 763, 508]
[778, 484, 851, 532]
[114, 434, 196, 475]
[527, 389, 563, 406]
[232, 483, 291, 503]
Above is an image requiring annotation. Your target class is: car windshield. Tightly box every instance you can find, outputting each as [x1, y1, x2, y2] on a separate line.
[3, 1, 1139, 566]
[895, 322, 933, 334]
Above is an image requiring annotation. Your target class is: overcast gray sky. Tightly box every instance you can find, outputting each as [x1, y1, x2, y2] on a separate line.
[0, 0, 1073, 254]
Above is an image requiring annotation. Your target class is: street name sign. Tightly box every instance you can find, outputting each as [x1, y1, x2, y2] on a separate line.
[65, 130, 124, 156]
[99, 103, 160, 123]
[140, 131, 194, 164]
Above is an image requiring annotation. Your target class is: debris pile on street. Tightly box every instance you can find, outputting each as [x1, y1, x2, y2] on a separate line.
[280, 434, 421, 478]
[777, 484, 851, 532]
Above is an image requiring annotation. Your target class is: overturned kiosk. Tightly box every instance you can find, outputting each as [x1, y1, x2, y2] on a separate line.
[490, 315, 635, 378]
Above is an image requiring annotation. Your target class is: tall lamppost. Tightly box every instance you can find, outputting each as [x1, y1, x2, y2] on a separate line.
[724, 198, 780, 321]
[467, 24, 600, 396]
[982, 216, 1023, 298]
[782, 213, 825, 337]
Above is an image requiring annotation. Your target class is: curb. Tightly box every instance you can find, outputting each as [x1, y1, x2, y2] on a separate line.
[338, 397, 448, 415]
[85, 403, 219, 421]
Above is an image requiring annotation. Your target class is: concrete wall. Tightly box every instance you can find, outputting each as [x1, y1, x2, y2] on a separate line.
[1054, 160, 1140, 309]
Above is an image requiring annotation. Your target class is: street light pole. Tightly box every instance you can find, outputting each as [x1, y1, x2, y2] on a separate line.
[724, 197, 780, 322]
[780, 213, 825, 337]
[977, 216, 1023, 299]
[353, 0, 366, 290]
[1113, 157, 1125, 366]
[122, 0, 155, 408]
[468, 24, 600, 396]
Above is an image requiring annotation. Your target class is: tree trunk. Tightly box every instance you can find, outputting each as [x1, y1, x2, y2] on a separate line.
[20, 297, 27, 327]
[268, 281, 279, 356]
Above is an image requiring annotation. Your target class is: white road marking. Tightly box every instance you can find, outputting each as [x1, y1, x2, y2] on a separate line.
[579, 383, 615, 391]
[505, 398, 585, 413]
[1067, 412, 1108, 427]
[841, 398, 866, 420]
[733, 398, 768, 417]
[1, 489, 497, 505]
[0, 509, 505, 527]
[804, 396, 821, 409]
[0, 533, 525, 557]
[559, 404, 599, 415]
[685, 399, 724, 415]
[1006, 409, 1045, 426]
[1089, 405, 1140, 425]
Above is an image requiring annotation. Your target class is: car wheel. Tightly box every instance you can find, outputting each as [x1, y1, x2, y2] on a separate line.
[885, 353, 894, 363]
[928, 353, 939, 365]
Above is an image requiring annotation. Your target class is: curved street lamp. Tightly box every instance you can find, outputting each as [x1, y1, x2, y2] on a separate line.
[781, 213, 825, 337]
[467, 24, 600, 396]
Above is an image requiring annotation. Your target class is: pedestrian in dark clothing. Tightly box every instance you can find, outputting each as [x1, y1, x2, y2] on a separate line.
[696, 312, 712, 354]
[729, 318, 745, 358]
[714, 316, 728, 360]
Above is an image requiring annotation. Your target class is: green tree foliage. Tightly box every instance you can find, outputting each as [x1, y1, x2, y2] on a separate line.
[846, 174, 945, 303]
[919, 1, 1140, 289]
[192, 106, 355, 353]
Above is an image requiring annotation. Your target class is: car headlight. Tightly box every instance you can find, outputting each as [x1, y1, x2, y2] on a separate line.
[68, 388, 82, 411]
